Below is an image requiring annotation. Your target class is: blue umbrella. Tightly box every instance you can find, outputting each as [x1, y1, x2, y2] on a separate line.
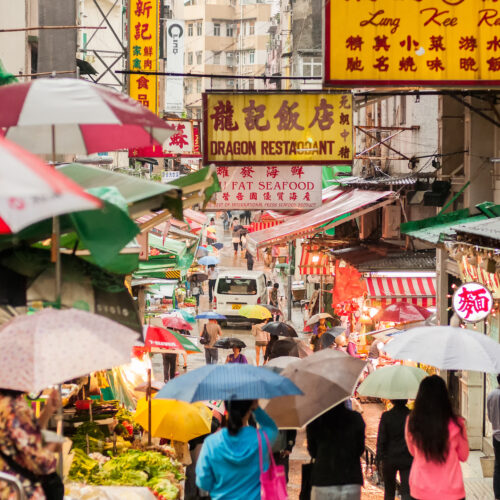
[196, 247, 209, 257]
[155, 364, 303, 402]
[212, 243, 224, 250]
[195, 312, 227, 320]
[198, 256, 219, 266]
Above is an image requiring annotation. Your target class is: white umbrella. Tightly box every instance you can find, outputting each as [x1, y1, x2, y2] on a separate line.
[384, 325, 500, 373]
[0, 308, 139, 393]
[306, 312, 333, 326]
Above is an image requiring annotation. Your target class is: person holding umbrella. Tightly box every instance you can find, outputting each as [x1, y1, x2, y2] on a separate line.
[252, 318, 271, 366]
[203, 319, 222, 365]
[311, 317, 329, 352]
[207, 265, 218, 304]
[226, 346, 248, 364]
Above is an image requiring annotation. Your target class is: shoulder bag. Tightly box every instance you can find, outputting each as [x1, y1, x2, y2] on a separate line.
[199, 324, 209, 345]
[257, 430, 288, 500]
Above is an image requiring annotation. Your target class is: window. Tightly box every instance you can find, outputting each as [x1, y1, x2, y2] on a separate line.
[226, 24, 234, 37]
[196, 79, 202, 93]
[227, 79, 234, 88]
[249, 50, 255, 64]
[188, 23, 193, 36]
[196, 22, 202, 36]
[249, 21, 255, 35]
[214, 23, 220, 36]
[187, 52, 193, 65]
[241, 51, 247, 65]
[196, 51, 202, 65]
[302, 56, 322, 77]
[226, 52, 234, 66]
[217, 278, 257, 295]
[213, 52, 221, 65]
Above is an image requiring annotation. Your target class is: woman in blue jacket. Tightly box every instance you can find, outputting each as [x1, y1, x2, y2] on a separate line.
[195, 400, 278, 500]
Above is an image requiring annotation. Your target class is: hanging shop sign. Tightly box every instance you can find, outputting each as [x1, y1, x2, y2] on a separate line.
[128, 0, 159, 113]
[209, 165, 322, 210]
[452, 282, 493, 323]
[324, 0, 500, 87]
[203, 92, 353, 165]
[165, 19, 185, 113]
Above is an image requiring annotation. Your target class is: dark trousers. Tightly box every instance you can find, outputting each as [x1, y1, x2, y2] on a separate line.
[208, 279, 216, 302]
[162, 353, 177, 382]
[382, 462, 411, 500]
[247, 261, 254, 270]
[205, 347, 218, 364]
[273, 452, 290, 483]
[494, 438, 500, 499]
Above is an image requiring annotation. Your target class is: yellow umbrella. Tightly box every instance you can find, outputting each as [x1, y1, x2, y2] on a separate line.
[239, 305, 272, 320]
[206, 227, 216, 233]
[134, 397, 212, 442]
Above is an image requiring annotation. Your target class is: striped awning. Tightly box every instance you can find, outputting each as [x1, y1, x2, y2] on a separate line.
[248, 220, 283, 233]
[299, 245, 332, 275]
[366, 276, 436, 307]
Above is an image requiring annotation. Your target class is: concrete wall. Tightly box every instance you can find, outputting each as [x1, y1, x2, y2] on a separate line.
[0, 0, 28, 78]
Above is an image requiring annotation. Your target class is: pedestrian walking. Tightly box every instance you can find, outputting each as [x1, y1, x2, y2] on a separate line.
[245, 250, 254, 270]
[306, 402, 366, 500]
[222, 211, 229, 231]
[207, 265, 218, 304]
[203, 319, 222, 365]
[252, 318, 270, 366]
[487, 374, 500, 500]
[225, 346, 248, 364]
[405, 375, 469, 500]
[269, 283, 280, 307]
[162, 352, 178, 381]
[191, 280, 202, 307]
[196, 400, 278, 500]
[376, 399, 413, 500]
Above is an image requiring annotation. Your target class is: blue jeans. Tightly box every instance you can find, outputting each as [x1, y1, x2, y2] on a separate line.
[205, 347, 218, 364]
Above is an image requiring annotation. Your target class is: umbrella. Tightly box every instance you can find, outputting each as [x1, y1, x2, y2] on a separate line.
[384, 325, 500, 373]
[212, 243, 224, 250]
[233, 225, 245, 232]
[357, 365, 428, 400]
[262, 322, 298, 338]
[373, 302, 432, 323]
[168, 329, 201, 354]
[162, 309, 196, 324]
[268, 338, 313, 360]
[263, 350, 367, 428]
[320, 332, 337, 349]
[0, 308, 138, 393]
[155, 364, 302, 402]
[0, 78, 176, 155]
[135, 398, 212, 442]
[261, 304, 283, 316]
[189, 272, 208, 282]
[265, 356, 299, 373]
[196, 312, 227, 320]
[214, 337, 247, 349]
[144, 326, 200, 353]
[306, 313, 333, 326]
[135, 381, 164, 393]
[206, 227, 216, 233]
[0, 135, 101, 234]
[239, 305, 272, 320]
[161, 316, 193, 331]
[206, 232, 217, 241]
[196, 247, 209, 258]
[198, 256, 219, 266]
[326, 326, 346, 336]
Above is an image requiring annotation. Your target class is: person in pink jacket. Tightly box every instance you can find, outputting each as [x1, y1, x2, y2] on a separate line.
[405, 375, 469, 500]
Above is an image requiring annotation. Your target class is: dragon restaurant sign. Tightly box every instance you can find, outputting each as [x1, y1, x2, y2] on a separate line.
[452, 282, 493, 323]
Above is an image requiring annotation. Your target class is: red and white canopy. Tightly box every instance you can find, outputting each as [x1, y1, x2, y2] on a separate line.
[366, 276, 436, 307]
[0, 78, 176, 154]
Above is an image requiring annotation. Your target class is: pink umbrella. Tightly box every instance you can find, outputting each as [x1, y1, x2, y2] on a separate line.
[373, 302, 432, 324]
[0, 135, 100, 234]
[161, 316, 193, 331]
[0, 78, 177, 155]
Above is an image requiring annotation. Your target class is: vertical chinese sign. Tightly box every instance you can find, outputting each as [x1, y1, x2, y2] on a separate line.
[203, 92, 353, 165]
[325, 0, 500, 87]
[129, 0, 159, 113]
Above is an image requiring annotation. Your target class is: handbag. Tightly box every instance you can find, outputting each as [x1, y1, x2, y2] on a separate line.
[257, 430, 288, 500]
[299, 461, 313, 500]
[0, 448, 64, 500]
[199, 324, 209, 345]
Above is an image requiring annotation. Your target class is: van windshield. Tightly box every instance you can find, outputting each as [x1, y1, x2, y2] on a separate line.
[217, 278, 257, 295]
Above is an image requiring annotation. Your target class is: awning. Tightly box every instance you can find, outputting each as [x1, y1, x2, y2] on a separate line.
[248, 220, 283, 233]
[299, 245, 332, 275]
[183, 208, 207, 225]
[246, 189, 394, 251]
[366, 276, 436, 307]
[169, 166, 220, 209]
[148, 234, 187, 258]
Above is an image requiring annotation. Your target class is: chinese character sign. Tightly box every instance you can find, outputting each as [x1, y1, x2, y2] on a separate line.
[203, 93, 353, 165]
[452, 282, 493, 323]
[325, 0, 500, 87]
[209, 165, 322, 210]
[129, 0, 159, 113]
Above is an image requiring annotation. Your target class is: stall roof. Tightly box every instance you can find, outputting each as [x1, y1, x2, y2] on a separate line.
[452, 217, 500, 242]
[148, 234, 187, 258]
[183, 208, 208, 225]
[246, 189, 394, 251]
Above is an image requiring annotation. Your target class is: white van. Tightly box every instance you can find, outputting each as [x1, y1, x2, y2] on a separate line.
[213, 269, 268, 324]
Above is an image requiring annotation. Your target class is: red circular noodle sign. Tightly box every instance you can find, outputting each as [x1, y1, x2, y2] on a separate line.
[452, 282, 493, 323]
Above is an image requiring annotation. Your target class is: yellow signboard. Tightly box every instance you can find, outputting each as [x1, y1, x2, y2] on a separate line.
[202, 93, 353, 165]
[325, 0, 500, 87]
[128, 0, 158, 113]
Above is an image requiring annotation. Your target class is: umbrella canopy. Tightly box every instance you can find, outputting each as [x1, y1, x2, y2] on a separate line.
[206, 227, 216, 233]
[198, 256, 219, 266]
[385, 325, 500, 372]
[162, 309, 196, 324]
[268, 338, 313, 360]
[239, 305, 272, 320]
[263, 350, 367, 428]
[188, 272, 208, 283]
[168, 329, 201, 354]
[196, 247, 209, 258]
[262, 322, 298, 338]
[144, 326, 190, 352]
[326, 326, 346, 336]
[320, 332, 337, 349]
[0, 78, 176, 154]
[161, 316, 193, 331]
[266, 356, 300, 373]
[261, 304, 283, 316]
[135, 398, 211, 442]
[306, 313, 333, 326]
[213, 337, 247, 349]
[0, 136, 101, 234]
[0, 309, 138, 393]
[373, 302, 432, 323]
[357, 365, 428, 400]
[155, 364, 302, 402]
[195, 312, 227, 320]
[212, 243, 224, 250]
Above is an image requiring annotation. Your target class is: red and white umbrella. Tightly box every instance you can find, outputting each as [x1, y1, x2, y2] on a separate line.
[373, 302, 432, 324]
[0, 78, 177, 154]
[0, 135, 100, 234]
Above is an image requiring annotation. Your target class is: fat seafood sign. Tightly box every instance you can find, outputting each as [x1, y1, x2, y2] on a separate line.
[325, 0, 500, 86]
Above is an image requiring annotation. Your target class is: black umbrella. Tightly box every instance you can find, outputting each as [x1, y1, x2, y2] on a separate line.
[268, 338, 312, 360]
[320, 332, 337, 349]
[213, 337, 246, 349]
[262, 322, 298, 338]
[188, 272, 208, 282]
[325, 326, 345, 337]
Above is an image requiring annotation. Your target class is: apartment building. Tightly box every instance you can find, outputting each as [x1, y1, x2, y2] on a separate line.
[183, 0, 272, 119]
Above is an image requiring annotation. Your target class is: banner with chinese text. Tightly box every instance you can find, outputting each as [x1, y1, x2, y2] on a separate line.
[129, 0, 159, 113]
[209, 165, 322, 210]
[203, 92, 353, 165]
[325, 0, 500, 87]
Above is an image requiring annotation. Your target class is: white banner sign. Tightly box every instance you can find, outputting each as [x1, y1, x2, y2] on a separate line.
[211, 166, 322, 210]
[165, 20, 184, 113]
[164, 120, 194, 154]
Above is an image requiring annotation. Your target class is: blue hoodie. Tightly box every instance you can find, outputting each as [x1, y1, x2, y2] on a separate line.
[195, 407, 278, 500]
